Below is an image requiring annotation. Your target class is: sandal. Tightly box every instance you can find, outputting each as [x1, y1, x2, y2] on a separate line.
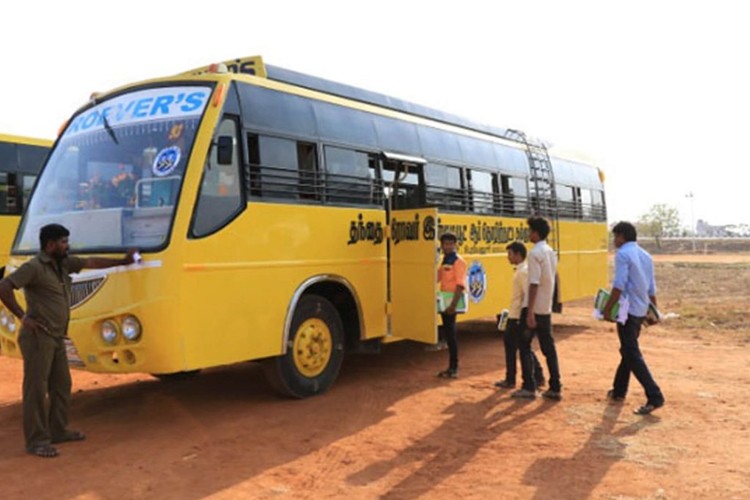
[27, 444, 59, 458]
[51, 430, 86, 444]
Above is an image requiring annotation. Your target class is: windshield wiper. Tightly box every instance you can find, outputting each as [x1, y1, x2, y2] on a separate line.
[102, 113, 119, 144]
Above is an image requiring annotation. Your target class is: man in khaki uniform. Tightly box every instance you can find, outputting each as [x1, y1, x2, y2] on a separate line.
[0, 224, 136, 458]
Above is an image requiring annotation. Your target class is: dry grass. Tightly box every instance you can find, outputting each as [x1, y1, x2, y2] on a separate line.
[654, 261, 750, 339]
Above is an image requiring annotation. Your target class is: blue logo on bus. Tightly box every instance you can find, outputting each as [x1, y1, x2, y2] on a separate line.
[468, 261, 487, 303]
[153, 146, 181, 177]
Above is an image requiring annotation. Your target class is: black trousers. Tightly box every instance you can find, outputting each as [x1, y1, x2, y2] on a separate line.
[519, 314, 562, 392]
[440, 313, 458, 370]
[612, 315, 664, 405]
[504, 309, 544, 384]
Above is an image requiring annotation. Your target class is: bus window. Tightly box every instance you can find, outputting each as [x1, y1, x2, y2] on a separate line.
[469, 169, 495, 214]
[249, 134, 319, 201]
[297, 142, 318, 201]
[382, 159, 424, 209]
[424, 163, 465, 211]
[0, 173, 17, 214]
[580, 188, 593, 219]
[0, 141, 19, 171]
[501, 175, 529, 215]
[591, 189, 606, 220]
[17, 144, 49, 175]
[21, 175, 36, 212]
[323, 146, 378, 206]
[192, 118, 243, 237]
[556, 185, 577, 218]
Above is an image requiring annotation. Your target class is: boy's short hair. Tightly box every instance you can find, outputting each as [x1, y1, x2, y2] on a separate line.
[612, 221, 637, 242]
[440, 232, 457, 243]
[506, 241, 527, 260]
[39, 224, 70, 249]
[527, 216, 551, 240]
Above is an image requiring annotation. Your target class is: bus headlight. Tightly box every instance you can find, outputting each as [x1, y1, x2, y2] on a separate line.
[0, 309, 8, 328]
[8, 319, 17, 333]
[122, 316, 142, 341]
[100, 320, 119, 344]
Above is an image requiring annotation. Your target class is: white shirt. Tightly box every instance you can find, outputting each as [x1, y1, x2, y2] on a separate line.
[509, 262, 529, 319]
[527, 240, 557, 315]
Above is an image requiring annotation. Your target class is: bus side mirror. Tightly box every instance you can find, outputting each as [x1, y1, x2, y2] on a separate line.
[216, 136, 234, 165]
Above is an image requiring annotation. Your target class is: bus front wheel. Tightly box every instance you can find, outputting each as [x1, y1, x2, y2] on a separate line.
[262, 294, 345, 398]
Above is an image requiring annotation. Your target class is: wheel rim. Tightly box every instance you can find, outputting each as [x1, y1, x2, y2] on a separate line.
[292, 318, 332, 378]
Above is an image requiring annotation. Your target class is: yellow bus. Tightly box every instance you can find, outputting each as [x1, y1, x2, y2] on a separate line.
[0, 57, 607, 397]
[0, 134, 52, 277]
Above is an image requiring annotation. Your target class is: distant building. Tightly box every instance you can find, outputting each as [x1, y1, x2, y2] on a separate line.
[696, 219, 750, 237]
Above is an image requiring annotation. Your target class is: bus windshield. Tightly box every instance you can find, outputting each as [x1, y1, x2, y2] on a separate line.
[14, 85, 212, 253]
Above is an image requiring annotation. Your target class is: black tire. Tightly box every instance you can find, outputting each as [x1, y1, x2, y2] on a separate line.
[262, 294, 345, 398]
[152, 369, 202, 381]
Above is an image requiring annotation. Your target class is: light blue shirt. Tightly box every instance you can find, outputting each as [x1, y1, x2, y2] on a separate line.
[612, 241, 656, 317]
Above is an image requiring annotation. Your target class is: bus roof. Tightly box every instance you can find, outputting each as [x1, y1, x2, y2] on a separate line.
[181, 56, 513, 143]
[0, 133, 53, 148]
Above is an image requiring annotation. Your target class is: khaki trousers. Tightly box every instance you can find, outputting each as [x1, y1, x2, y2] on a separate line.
[17, 329, 71, 449]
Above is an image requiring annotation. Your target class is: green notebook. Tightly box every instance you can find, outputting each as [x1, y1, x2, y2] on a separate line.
[437, 291, 468, 313]
[595, 288, 660, 323]
[594, 288, 619, 321]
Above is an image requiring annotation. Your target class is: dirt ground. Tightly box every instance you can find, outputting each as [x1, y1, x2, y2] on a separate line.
[0, 254, 748, 499]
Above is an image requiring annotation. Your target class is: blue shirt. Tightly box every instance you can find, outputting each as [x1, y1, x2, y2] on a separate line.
[612, 241, 656, 317]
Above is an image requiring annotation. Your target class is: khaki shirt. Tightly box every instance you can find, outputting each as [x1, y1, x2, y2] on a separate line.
[509, 262, 529, 320]
[8, 253, 85, 337]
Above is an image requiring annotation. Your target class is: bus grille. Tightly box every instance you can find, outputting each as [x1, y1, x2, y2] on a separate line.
[70, 277, 106, 309]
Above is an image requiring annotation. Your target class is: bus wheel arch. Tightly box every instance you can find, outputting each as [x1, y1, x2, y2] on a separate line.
[284, 275, 364, 352]
[263, 293, 346, 398]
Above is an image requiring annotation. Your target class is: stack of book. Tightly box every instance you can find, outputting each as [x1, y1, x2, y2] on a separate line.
[593, 288, 660, 325]
[437, 291, 468, 314]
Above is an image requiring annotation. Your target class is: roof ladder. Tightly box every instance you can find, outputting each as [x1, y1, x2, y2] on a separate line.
[505, 129, 560, 254]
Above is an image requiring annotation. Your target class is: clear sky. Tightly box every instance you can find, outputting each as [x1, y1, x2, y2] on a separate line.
[1, 1, 745, 226]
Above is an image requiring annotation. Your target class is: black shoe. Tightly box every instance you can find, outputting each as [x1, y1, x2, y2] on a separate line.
[510, 388, 537, 399]
[542, 389, 562, 401]
[606, 389, 626, 403]
[494, 379, 515, 389]
[437, 368, 458, 379]
[634, 401, 664, 415]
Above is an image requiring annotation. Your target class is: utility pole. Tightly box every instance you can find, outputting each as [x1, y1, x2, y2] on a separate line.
[686, 192, 696, 252]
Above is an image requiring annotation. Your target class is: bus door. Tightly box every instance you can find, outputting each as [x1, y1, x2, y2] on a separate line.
[382, 152, 437, 343]
[388, 207, 438, 343]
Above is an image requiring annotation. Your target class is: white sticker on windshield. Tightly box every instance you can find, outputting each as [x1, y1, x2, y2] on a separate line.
[152, 146, 181, 177]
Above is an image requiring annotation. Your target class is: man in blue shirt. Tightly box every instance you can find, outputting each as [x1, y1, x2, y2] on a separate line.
[603, 222, 665, 415]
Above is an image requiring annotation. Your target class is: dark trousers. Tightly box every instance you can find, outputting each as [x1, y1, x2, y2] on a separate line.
[520, 314, 561, 392]
[613, 315, 664, 405]
[504, 310, 544, 384]
[18, 330, 72, 449]
[440, 313, 458, 370]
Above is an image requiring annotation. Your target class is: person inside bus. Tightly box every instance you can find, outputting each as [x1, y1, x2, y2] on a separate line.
[111, 163, 136, 206]
[0, 224, 137, 458]
[436, 232, 467, 379]
[495, 241, 545, 390]
[513, 217, 563, 400]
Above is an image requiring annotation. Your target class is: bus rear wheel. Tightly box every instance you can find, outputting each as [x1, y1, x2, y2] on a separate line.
[262, 294, 345, 398]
